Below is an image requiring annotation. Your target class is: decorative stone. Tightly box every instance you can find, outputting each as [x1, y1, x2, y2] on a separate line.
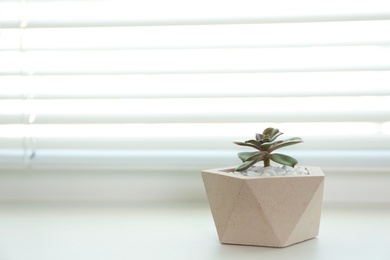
[202, 166, 325, 247]
[247, 171, 259, 177]
[275, 168, 286, 176]
[236, 165, 311, 177]
[286, 170, 297, 176]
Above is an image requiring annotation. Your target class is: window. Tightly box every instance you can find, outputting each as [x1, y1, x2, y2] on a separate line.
[1, 0, 390, 204]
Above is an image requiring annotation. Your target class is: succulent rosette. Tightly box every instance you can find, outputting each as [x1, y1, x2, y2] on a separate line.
[234, 127, 303, 171]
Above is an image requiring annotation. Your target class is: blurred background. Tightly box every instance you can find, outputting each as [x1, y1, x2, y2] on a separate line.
[1, 0, 390, 207]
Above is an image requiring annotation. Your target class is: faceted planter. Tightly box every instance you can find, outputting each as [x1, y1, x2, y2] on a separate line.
[202, 166, 325, 247]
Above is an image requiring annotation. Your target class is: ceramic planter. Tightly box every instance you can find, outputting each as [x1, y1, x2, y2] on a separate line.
[202, 166, 324, 247]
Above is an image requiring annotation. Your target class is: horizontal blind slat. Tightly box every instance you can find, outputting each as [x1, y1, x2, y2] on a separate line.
[2, 20, 390, 51]
[1, 149, 389, 170]
[2, 135, 390, 151]
[1, 123, 383, 137]
[1, 122, 386, 141]
[1, 122, 388, 149]
[2, 72, 390, 99]
[2, 112, 388, 124]
[1, 97, 389, 123]
[2, 0, 390, 28]
[2, 47, 390, 75]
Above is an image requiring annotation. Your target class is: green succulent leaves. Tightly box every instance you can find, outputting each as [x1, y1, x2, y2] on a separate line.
[234, 127, 303, 171]
[269, 153, 298, 167]
[236, 151, 268, 171]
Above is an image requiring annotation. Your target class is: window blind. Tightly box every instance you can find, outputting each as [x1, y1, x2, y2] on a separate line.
[1, 0, 390, 203]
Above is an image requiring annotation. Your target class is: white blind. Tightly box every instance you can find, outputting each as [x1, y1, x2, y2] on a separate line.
[1, 0, 390, 203]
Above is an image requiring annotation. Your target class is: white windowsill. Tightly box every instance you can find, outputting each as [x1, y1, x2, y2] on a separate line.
[0, 203, 389, 260]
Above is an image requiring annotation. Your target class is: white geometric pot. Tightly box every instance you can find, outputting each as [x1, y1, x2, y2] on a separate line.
[202, 166, 325, 247]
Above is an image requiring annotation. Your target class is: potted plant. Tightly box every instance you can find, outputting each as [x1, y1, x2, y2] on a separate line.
[202, 127, 325, 247]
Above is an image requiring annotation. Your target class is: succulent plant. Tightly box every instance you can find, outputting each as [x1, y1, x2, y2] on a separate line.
[234, 127, 303, 171]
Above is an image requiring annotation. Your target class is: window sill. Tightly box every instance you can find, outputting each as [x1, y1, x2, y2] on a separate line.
[0, 203, 389, 260]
